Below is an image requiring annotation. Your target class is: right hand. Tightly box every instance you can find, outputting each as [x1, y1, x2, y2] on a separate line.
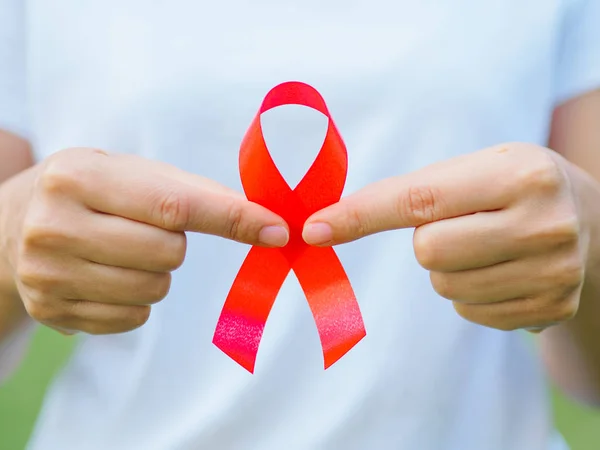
[1, 148, 289, 335]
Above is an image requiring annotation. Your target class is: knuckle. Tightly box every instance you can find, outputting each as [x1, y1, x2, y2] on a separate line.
[224, 199, 245, 241]
[127, 306, 152, 330]
[401, 185, 442, 225]
[452, 302, 479, 325]
[24, 301, 49, 322]
[555, 215, 581, 245]
[554, 257, 585, 294]
[15, 260, 38, 288]
[21, 219, 65, 250]
[550, 297, 579, 322]
[155, 190, 191, 231]
[517, 213, 580, 250]
[430, 272, 455, 300]
[516, 151, 563, 195]
[146, 274, 172, 303]
[16, 259, 58, 292]
[83, 306, 151, 335]
[24, 297, 65, 323]
[39, 150, 89, 194]
[346, 207, 369, 241]
[544, 215, 580, 247]
[453, 302, 516, 331]
[38, 160, 70, 194]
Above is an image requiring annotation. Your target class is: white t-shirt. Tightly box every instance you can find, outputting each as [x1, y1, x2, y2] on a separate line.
[1, 1, 600, 449]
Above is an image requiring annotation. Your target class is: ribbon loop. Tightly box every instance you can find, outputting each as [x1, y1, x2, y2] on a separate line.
[213, 82, 366, 373]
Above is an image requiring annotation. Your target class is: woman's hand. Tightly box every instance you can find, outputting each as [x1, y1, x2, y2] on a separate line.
[0, 148, 288, 335]
[303, 143, 590, 332]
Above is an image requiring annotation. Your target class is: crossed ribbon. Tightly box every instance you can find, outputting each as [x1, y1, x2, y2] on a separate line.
[213, 81, 366, 373]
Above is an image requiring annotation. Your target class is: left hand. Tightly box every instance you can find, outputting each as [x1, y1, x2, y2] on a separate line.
[302, 143, 590, 332]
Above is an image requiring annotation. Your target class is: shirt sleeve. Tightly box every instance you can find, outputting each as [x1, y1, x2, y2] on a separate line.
[554, 0, 600, 104]
[0, 0, 30, 139]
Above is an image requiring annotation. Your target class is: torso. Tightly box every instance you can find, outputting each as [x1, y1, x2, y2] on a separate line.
[26, 1, 569, 448]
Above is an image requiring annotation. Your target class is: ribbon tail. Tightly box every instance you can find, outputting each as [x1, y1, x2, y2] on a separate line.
[293, 246, 366, 369]
[213, 246, 291, 373]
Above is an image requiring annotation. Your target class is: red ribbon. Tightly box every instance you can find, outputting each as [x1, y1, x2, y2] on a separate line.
[213, 81, 366, 373]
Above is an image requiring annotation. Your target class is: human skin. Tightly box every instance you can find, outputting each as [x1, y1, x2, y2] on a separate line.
[1, 90, 599, 408]
[0, 146, 289, 339]
[0, 130, 33, 341]
[303, 89, 600, 407]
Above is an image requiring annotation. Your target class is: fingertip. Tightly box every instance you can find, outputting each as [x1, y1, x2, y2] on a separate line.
[258, 225, 289, 247]
[54, 327, 79, 337]
[524, 327, 546, 334]
[302, 222, 334, 246]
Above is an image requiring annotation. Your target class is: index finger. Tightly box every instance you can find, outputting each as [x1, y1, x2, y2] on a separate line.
[303, 143, 531, 246]
[71, 151, 289, 247]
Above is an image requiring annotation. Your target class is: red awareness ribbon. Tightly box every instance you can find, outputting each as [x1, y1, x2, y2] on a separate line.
[213, 81, 366, 373]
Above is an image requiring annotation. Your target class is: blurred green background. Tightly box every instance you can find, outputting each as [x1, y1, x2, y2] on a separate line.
[1, 328, 599, 449]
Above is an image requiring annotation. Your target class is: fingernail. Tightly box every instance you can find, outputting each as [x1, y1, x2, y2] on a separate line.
[57, 329, 78, 337]
[303, 222, 333, 245]
[524, 326, 546, 334]
[258, 226, 289, 247]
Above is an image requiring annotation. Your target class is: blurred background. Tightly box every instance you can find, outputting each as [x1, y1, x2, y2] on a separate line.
[1, 328, 599, 449]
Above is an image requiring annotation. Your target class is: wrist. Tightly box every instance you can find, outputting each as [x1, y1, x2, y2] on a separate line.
[0, 170, 33, 340]
[0, 180, 19, 299]
[566, 162, 600, 281]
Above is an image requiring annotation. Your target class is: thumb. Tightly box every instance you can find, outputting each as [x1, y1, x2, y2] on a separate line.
[80, 153, 290, 247]
[302, 145, 519, 246]
[165, 187, 291, 247]
[158, 169, 290, 247]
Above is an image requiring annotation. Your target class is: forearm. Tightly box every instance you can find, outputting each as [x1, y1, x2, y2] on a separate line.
[541, 274, 600, 406]
[538, 89, 600, 406]
[0, 250, 28, 343]
[0, 129, 34, 343]
[540, 162, 600, 407]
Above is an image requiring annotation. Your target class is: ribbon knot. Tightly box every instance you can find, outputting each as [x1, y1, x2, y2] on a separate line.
[213, 81, 366, 373]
